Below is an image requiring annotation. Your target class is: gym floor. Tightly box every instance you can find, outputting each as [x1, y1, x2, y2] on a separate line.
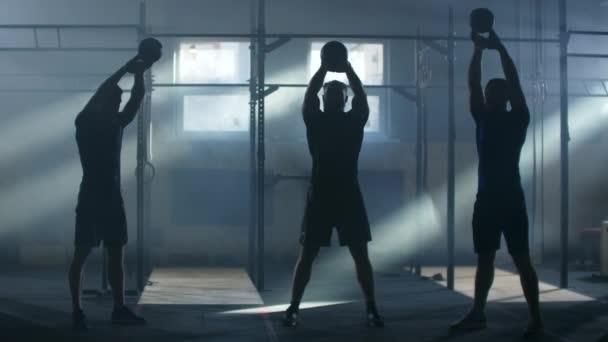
[0, 264, 606, 342]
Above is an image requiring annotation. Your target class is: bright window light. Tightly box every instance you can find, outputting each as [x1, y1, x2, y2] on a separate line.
[183, 94, 249, 132]
[178, 41, 250, 133]
[365, 95, 381, 132]
[178, 42, 248, 83]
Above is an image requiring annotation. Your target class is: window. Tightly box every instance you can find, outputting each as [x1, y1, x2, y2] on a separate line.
[309, 42, 385, 133]
[183, 94, 249, 132]
[178, 41, 250, 132]
[178, 42, 249, 83]
[365, 96, 381, 132]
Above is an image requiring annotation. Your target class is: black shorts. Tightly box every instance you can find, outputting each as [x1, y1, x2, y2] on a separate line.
[472, 188, 529, 255]
[74, 189, 127, 248]
[300, 183, 371, 247]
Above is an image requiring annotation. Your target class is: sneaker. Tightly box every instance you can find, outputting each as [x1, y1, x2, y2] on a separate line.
[72, 309, 88, 332]
[366, 310, 385, 328]
[450, 313, 487, 332]
[282, 307, 299, 327]
[111, 306, 146, 326]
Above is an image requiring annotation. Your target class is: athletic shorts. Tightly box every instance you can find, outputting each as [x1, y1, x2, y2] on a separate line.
[472, 187, 529, 255]
[74, 188, 127, 248]
[300, 183, 371, 247]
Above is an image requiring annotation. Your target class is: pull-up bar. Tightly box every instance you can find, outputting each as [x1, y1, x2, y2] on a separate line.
[152, 82, 417, 89]
[148, 32, 560, 43]
[567, 53, 608, 59]
[568, 30, 608, 36]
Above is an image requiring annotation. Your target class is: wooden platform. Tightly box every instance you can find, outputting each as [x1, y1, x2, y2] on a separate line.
[421, 266, 595, 303]
[138, 267, 263, 305]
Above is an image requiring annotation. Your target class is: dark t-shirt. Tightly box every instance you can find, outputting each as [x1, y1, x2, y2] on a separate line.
[75, 110, 124, 194]
[304, 104, 369, 188]
[473, 107, 529, 192]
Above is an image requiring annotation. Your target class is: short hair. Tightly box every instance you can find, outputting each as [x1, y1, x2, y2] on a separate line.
[323, 80, 348, 94]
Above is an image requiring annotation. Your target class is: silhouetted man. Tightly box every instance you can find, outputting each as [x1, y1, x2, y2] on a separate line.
[283, 60, 383, 327]
[451, 30, 542, 338]
[69, 49, 159, 331]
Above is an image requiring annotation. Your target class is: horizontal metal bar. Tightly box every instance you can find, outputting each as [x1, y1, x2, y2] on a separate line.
[153, 82, 608, 96]
[148, 32, 559, 43]
[544, 93, 608, 97]
[0, 72, 111, 77]
[150, 33, 248, 39]
[568, 30, 608, 36]
[524, 77, 608, 81]
[0, 88, 599, 98]
[154, 82, 249, 87]
[0, 24, 140, 29]
[0, 88, 131, 93]
[567, 53, 608, 59]
[497, 37, 560, 43]
[0, 47, 136, 52]
[153, 83, 416, 89]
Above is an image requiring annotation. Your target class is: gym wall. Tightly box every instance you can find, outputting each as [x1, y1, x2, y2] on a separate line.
[1, 0, 608, 268]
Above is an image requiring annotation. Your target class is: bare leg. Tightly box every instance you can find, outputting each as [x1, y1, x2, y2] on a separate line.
[471, 251, 496, 316]
[105, 245, 125, 310]
[451, 251, 495, 331]
[348, 243, 383, 326]
[347, 243, 377, 308]
[283, 244, 320, 326]
[107, 244, 145, 325]
[511, 253, 542, 328]
[289, 244, 321, 309]
[69, 246, 92, 312]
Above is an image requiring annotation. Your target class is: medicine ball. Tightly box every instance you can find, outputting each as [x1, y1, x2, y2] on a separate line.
[321, 41, 348, 72]
[470, 8, 494, 34]
[138, 37, 162, 63]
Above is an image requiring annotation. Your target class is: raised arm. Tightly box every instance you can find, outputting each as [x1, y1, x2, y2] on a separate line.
[81, 58, 134, 114]
[469, 33, 485, 121]
[302, 64, 327, 123]
[345, 62, 369, 123]
[491, 31, 529, 120]
[100, 62, 130, 90]
[118, 61, 146, 127]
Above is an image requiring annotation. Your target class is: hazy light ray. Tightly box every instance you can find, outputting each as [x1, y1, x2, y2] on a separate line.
[0, 75, 142, 164]
[0, 94, 84, 162]
[0, 120, 199, 233]
[520, 98, 608, 180]
[314, 98, 608, 278]
[0, 137, 138, 229]
[0, 86, 192, 234]
[219, 301, 352, 315]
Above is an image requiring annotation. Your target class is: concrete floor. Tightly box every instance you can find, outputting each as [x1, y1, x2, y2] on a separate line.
[0, 263, 607, 342]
